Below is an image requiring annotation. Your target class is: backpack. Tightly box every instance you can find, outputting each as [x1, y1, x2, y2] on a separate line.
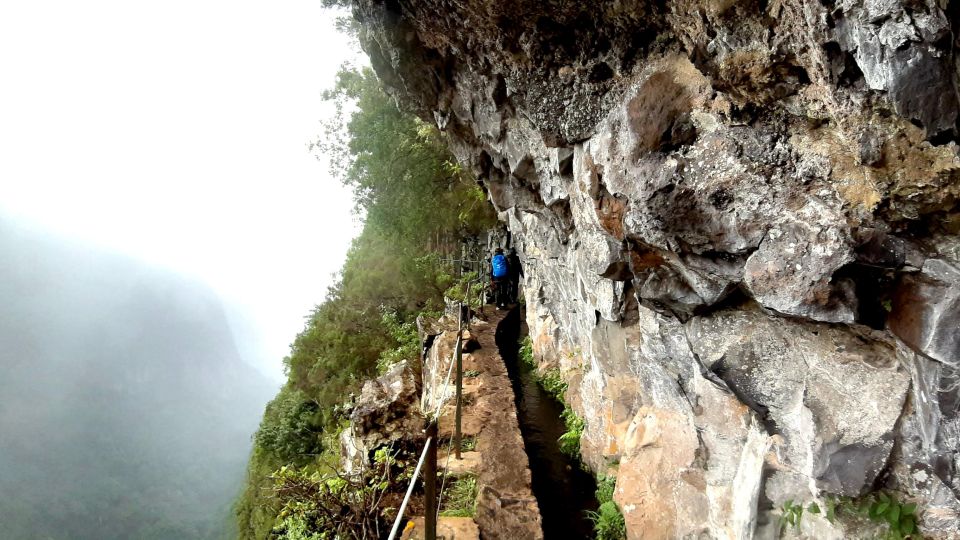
[491, 254, 508, 278]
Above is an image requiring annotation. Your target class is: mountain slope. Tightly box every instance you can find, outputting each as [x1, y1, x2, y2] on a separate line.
[0, 219, 276, 539]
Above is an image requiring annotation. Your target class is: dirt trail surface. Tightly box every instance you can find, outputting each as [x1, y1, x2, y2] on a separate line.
[401, 516, 480, 540]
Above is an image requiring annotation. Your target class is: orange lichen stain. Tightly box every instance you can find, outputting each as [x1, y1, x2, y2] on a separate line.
[629, 247, 667, 270]
[789, 114, 960, 216]
[602, 408, 623, 456]
[789, 124, 882, 210]
[596, 192, 627, 240]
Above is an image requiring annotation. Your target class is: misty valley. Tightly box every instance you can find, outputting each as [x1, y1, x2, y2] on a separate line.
[0, 221, 276, 539]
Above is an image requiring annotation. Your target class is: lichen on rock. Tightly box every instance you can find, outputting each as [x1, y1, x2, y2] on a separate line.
[347, 0, 960, 536]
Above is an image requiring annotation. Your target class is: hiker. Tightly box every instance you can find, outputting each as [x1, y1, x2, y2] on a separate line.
[506, 247, 523, 303]
[490, 247, 509, 309]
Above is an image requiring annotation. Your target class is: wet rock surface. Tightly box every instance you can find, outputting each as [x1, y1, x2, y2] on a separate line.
[348, 0, 960, 537]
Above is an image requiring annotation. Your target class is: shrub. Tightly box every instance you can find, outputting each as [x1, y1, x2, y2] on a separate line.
[376, 310, 420, 374]
[253, 388, 324, 464]
[595, 475, 616, 505]
[589, 501, 627, 540]
[444, 271, 485, 311]
[777, 491, 922, 540]
[519, 336, 536, 370]
[270, 446, 415, 539]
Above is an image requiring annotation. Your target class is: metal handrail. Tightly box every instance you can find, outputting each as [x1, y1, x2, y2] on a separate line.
[386, 435, 434, 540]
[386, 299, 471, 540]
[434, 435, 456, 526]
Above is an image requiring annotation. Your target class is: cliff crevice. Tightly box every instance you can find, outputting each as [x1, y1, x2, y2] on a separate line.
[351, 0, 960, 537]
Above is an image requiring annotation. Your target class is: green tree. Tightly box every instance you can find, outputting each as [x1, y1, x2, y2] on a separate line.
[237, 67, 496, 539]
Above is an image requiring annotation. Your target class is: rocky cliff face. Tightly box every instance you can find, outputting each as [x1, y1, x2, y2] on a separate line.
[350, 0, 960, 537]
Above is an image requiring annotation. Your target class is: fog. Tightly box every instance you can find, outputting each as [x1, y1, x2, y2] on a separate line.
[0, 218, 278, 538]
[0, 3, 365, 536]
[0, 0, 366, 382]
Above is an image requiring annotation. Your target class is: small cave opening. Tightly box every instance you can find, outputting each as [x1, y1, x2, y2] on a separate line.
[833, 263, 897, 330]
[929, 127, 958, 147]
[839, 54, 865, 87]
[822, 40, 866, 89]
[535, 16, 578, 60]
[492, 75, 508, 108]
[691, 284, 753, 318]
[495, 306, 599, 540]
[588, 61, 614, 84]
[558, 150, 574, 181]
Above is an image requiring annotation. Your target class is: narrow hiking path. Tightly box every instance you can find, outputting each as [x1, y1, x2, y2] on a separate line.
[408, 304, 600, 539]
[405, 306, 541, 540]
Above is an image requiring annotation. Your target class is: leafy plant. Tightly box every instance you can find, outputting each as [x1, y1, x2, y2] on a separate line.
[519, 336, 536, 370]
[460, 436, 477, 453]
[444, 271, 485, 311]
[595, 475, 616, 505]
[829, 492, 920, 539]
[376, 310, 420, 374]
[439, 475, 478, 518]
[778, 499, 804, 534]
[776, 492, 922, 540]
[540, 368, 568, 401]
[253, 388, 324, 464]
[463, 369, 481, 378]
[587, 501, 627, 540]
[587, 478, 626, 540]
[558, 408, 585, 459]
[270, 446, 410, 540]
[439, 435, 477, 453]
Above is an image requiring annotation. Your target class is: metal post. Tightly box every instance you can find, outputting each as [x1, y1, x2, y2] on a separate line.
[454, 333, 463, 460]
[387, 436, 433, 540]
[458, 302, 464, 333]
[424, 420, 438, 540]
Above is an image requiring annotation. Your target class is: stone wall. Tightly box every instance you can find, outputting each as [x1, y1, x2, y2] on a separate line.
[350, 0, 960, 537]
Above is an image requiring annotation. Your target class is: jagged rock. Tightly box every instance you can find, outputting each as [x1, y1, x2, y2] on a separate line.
[889, 259, 960, 367]
[575, 308, 771, 538]
[341, 361, 424, 474]
[688, 306, 911, 496]
[743, 198, 858, 323]
[834, 1, 958, 136]
[347, 0, 960, 536]
[889, 347, 960, 536]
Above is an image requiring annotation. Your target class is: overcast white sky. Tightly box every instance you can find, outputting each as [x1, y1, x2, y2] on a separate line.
[0, 1, 367, 381]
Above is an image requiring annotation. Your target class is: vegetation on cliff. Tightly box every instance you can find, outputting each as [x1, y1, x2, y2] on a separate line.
[235, 66, 496, 539]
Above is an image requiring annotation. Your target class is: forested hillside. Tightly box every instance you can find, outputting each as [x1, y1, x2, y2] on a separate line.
[235, 67, 496, 539]
[0, 220, 276, 539]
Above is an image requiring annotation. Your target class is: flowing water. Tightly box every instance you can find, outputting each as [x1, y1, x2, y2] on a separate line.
[495, 307, 599, 540]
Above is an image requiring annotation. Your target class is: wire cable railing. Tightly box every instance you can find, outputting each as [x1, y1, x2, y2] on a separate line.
[387, 435, 434, 540]
[387, 301, 470, 540]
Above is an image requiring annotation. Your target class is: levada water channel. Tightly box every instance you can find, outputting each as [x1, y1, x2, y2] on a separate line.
[495, 306, 599, 539]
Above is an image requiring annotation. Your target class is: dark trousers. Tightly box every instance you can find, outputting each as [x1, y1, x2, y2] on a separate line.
[507, 278, 520, 303]
[492, 277, 509, 307]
